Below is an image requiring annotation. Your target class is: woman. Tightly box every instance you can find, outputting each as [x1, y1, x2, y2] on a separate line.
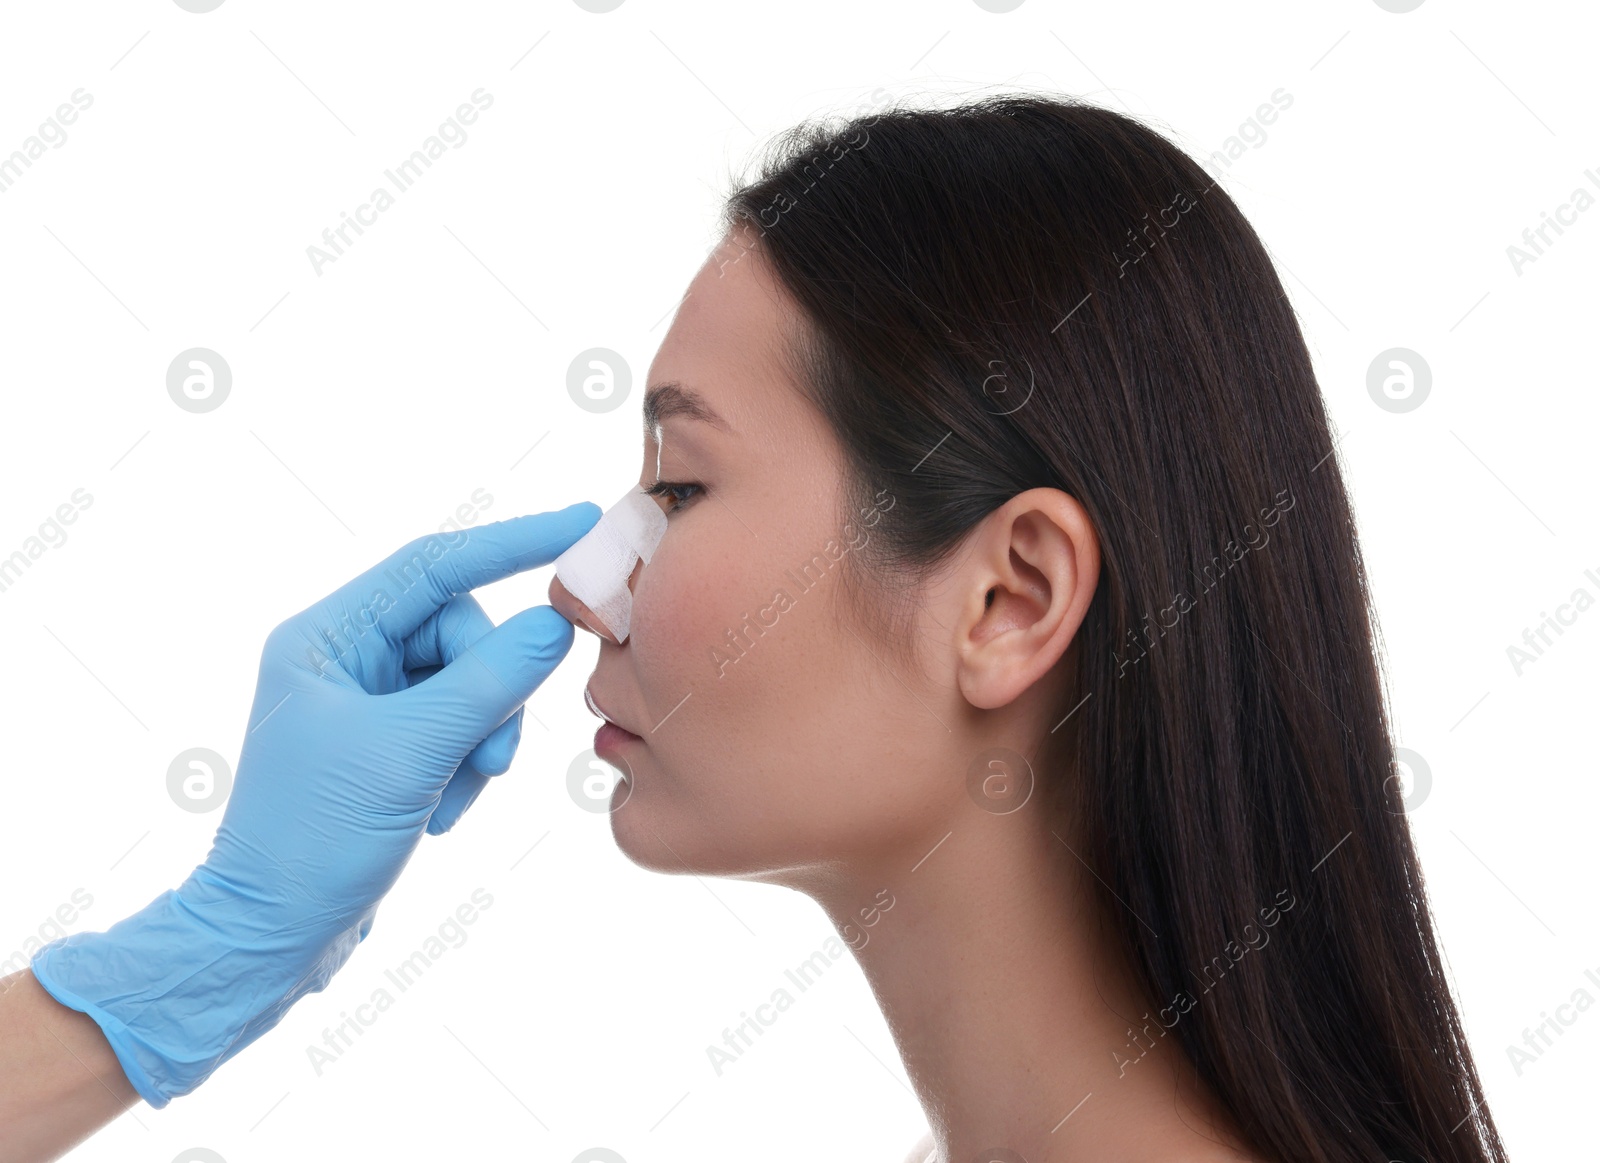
[551, 93, 1507, 1163]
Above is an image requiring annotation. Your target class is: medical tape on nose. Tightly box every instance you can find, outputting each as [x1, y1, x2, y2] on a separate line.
[554, 485, 667, 644]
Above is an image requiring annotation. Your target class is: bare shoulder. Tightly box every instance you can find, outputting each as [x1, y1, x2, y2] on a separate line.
[900, 1129, 936, 1163]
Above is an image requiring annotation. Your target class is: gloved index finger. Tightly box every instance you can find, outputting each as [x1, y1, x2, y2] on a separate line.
[310, 503, 602, 646]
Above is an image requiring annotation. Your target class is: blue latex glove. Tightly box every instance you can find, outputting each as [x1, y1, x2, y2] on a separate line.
[30, 504, 600, 1108]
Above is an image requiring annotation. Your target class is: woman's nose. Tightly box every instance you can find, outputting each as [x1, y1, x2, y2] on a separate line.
[548, 559, 644, 645]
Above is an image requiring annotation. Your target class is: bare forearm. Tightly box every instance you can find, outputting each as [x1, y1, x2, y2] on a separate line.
[0, 970, 136, 1163]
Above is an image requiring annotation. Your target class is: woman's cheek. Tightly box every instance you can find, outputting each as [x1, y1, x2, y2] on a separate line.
[630, 534, 749, 691]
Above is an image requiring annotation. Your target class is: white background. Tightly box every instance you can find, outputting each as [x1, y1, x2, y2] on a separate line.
[0, 1, 1595, 1160]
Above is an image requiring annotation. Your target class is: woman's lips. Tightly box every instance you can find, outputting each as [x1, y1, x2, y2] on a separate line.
[595, 721, 642, 756]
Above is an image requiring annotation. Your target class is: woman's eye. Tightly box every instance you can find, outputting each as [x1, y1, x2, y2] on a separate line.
[645, 480, 702, 513]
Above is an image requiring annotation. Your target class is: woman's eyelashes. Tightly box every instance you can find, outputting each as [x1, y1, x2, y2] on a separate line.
[645, 479, 703, 514]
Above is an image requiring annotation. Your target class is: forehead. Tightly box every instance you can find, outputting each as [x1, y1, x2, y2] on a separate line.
[645, 233, 803, 440]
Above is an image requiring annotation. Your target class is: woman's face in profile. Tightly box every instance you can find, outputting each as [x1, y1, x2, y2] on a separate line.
[558, 228, 960, 883]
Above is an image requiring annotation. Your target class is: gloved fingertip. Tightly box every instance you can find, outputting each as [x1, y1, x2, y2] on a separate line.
[429, 764, 491, 834]
[464, 710, 520, 777]
[425, 798, 464, 836]
[528, 603, 576, 641]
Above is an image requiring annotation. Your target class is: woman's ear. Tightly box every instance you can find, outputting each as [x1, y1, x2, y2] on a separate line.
[954, 488, 1100, 710]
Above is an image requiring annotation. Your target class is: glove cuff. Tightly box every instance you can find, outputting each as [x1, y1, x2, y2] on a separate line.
[30, 873, 369, 1108]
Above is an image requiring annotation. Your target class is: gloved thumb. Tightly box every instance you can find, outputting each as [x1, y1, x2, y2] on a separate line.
[394, 604, 574, 747]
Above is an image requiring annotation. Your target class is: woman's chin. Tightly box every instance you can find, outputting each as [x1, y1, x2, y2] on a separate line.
[608, 806, 776, 880]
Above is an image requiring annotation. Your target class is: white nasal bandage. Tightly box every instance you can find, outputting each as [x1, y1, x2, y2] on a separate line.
[554, 485, 668, 644]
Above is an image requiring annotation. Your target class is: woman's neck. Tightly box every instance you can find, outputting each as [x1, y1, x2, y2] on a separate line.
[800, 800, 1256, 1163]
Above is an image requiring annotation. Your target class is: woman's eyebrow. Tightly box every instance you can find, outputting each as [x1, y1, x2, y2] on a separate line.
[642, 381, 732, 434]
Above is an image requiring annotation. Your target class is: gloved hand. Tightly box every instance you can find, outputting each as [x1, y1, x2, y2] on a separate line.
[29, 504, 601, 1108]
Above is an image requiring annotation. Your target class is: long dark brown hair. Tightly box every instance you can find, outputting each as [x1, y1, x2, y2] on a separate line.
[720, 93, 1505, 1163]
